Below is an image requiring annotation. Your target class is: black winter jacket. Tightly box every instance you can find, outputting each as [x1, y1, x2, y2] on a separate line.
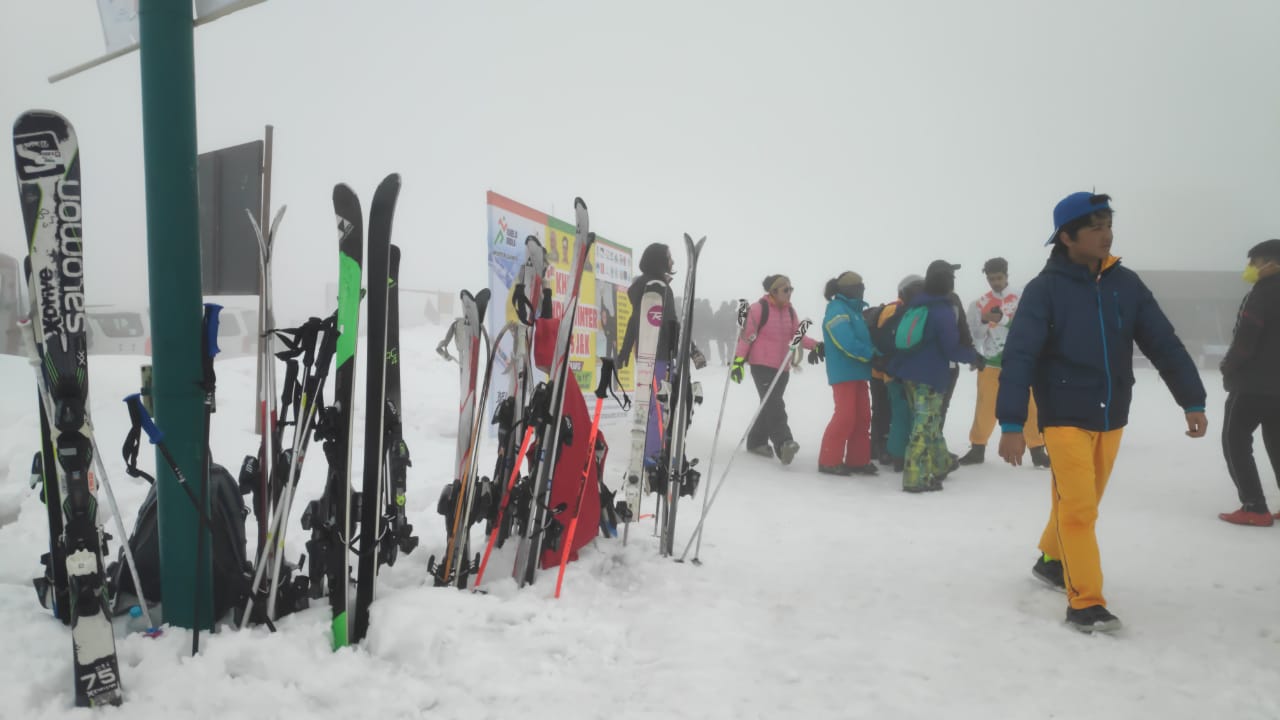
[1221, 273, 1280, 396]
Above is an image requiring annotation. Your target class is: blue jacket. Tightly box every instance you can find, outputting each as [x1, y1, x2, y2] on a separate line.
[822, 295, 876, 384]
[996, 253, 1206, 433]
[884, 293, 979, 392]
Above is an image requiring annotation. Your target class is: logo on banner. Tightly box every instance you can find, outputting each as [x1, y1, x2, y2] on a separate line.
[14, 132, 65, 180]
[646, 306, 664, 326]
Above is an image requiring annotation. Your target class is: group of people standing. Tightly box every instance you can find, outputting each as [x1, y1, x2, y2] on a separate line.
[719, 190, 1279, 634]
[615, 191, 1278, 634]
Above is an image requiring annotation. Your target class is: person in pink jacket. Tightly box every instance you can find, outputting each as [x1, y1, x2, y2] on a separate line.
[731, 274, 819, 464]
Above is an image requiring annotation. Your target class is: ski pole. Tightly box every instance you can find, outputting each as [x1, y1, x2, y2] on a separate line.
[554, 360, 613, 598]
[193, 303, 220, 655]
[679, 320, 811, 562]
[684, 299, 749, 564]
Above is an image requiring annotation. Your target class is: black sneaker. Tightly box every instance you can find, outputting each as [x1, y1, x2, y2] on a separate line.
[1030, 446, 1051, 469]
[747, 445, 774, 459]
[892, 457, 904, 473]
[1031, 555, 1066, 592]
[957, 445, 985, 465]
[777, 441, 800, 466]
[846, 463, 879, 476]
[1065, 604, 1122, 634]
[818, 464, 853, 476]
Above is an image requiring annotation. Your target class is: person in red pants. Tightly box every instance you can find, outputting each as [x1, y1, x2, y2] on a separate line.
[817, 271, 879, 476]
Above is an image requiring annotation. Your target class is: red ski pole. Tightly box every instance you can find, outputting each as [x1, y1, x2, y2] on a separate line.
[554, 359, 614, 598]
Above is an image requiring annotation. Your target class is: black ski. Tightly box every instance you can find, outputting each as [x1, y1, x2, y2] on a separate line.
[13, 110, 123, 706]
[659, 234, 707, 556]
[351, 173, 400, 644]
[382, 244, 417, 567]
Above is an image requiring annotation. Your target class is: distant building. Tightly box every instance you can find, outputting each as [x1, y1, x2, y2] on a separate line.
[1133, 270, 1247, 369]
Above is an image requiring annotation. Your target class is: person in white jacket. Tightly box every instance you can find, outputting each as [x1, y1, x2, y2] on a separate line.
[958, 258, 1050, 467]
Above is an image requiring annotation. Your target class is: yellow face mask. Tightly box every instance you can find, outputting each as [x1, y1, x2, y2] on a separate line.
[1244, 264, 1261, 284]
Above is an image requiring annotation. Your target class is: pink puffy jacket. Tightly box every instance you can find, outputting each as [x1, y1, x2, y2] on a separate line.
[733, 295, 817, 369]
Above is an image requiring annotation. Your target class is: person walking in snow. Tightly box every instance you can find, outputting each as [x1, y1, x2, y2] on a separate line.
[957, 257, 1050, 468]
[1216, 238, 1280, 526]
[731, 274, 819, 465]
[886, 261, 983, 492]
[817, 272, 879, 476]
[996, 191, 1207, 634]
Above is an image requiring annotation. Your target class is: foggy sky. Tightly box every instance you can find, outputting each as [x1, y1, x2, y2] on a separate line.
[3, 0, 1278, 323]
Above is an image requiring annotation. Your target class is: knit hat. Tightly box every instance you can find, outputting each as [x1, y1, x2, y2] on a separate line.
[897, 274, 924, 295]
[835, 271, 863, 296]
[1047, 192, 1112, 245]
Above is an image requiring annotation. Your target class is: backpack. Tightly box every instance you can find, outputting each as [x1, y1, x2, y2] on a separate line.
[751, 299, 795, 337]
[869, 305, 901, 357]
[894, 306, 931, 350]
[110, 462, 251, 620]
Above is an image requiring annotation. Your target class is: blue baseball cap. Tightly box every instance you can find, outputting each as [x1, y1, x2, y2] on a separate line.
[1047, 191, 1111, 245]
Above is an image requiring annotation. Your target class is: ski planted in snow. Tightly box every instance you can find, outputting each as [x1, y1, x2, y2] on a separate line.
[301, 183, 363, 649]
[381, 244, 418, 568]
[351, 173, 400, 644]
[430, 288, 497, 589]
[13, 109, 123, 707]
[658, 234, 706, 556]
[513, 198, 594, 587]
[620, 279, 667, 541]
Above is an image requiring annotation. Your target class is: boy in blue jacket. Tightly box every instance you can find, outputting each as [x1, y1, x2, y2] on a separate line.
[996, 191, 1208, 633]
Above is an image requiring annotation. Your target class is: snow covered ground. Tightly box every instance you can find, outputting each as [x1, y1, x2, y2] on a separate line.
[0, 321, 1277, 720]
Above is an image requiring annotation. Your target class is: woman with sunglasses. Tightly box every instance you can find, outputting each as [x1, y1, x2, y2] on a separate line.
[731, 274, 819, 465]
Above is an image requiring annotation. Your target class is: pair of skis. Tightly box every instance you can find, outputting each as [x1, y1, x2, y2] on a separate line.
[308, 176, 410, 647]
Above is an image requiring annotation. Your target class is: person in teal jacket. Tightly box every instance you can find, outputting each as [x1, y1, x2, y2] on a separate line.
[818, 271, 879, 475]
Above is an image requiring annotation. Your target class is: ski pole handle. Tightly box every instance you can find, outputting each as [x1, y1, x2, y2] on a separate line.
[202, 303, 223, 360]
[124, 393, 164, 445]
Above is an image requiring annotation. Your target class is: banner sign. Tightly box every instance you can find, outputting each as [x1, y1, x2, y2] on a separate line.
[486, 191, 633, 425]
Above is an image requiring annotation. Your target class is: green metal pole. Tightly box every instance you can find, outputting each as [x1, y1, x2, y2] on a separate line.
[139, 0, 211, 632]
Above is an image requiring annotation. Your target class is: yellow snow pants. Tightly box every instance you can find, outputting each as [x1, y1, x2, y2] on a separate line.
[1038, 426, 1124, 610]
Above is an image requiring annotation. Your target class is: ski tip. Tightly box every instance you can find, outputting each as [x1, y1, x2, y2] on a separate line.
[378, 173, 402, 189]
[574, 197, 587, 210]
[684, 233, 693, 244]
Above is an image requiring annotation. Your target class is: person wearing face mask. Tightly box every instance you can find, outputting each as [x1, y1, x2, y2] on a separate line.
[996, 191, 1208, 634]
[731, 274, 819, 465]
[1216, 239, 1280, 526]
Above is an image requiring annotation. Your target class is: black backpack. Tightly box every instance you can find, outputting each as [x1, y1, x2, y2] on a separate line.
[869, 304, 903, 357]
[110, 462, 251, 620]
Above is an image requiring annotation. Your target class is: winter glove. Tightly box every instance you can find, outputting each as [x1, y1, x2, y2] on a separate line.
[972, 355, 987, 371]
[807, 342, 825, 365]
[730, 357, 745, 384]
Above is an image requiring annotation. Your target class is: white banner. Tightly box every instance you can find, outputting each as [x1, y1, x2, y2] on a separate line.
[96, 0, 139, 53]
[96, 0, 259, 53]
